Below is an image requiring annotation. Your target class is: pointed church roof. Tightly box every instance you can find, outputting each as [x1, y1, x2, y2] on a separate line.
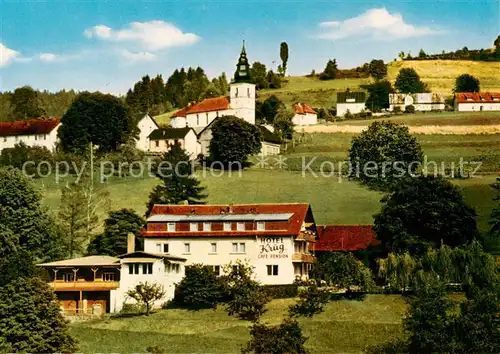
[233, 41, 253, 84]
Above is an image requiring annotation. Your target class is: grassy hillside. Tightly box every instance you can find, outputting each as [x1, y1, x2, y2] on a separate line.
[72, 296, 407, 353]
[387, 60, 500, 94]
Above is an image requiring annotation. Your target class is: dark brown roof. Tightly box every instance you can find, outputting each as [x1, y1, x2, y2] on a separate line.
[258, 125, 282, 144]
[0, 117, 61, 137]
[148, 127, 193, 140]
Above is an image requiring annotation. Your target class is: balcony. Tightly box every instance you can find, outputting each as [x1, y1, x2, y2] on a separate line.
[292, 253, 315, 263]
[49, 280, 119, 291]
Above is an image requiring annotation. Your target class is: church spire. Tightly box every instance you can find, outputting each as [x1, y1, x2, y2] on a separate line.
[233, 40, 252, 83]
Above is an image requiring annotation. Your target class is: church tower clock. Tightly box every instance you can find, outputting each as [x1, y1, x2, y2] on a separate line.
[230, 41, 256, 125]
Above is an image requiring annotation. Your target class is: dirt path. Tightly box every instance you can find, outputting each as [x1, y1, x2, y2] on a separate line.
[297, 124, 500, 135]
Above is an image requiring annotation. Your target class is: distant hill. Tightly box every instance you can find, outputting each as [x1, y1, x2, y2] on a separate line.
[256, 60, 500, 109]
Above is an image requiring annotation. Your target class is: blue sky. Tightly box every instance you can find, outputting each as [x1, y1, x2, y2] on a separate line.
[1, 0, 498, 94]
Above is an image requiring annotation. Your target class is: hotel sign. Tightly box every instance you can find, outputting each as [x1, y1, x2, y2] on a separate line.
[257, 237, 289, 259]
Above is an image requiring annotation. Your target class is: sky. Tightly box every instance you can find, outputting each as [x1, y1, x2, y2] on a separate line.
[0, 0, 499, 94]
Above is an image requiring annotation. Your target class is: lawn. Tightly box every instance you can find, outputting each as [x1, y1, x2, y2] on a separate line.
[71, 295, 407, 353]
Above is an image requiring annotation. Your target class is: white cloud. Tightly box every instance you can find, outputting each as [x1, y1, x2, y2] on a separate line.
[318, 8, 443, 40]
[0, 42, 20, 67]
[84, 20, 200, 50]
[120, 50, 157, 63]
[39, 53, 60, 62]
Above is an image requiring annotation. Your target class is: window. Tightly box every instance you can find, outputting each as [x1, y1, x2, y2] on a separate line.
[203, 222, 211, 231]
[163, 243, 169, 253]
[62, 273, 75, 282]
[247, 87, 250, 97]
[174, 264, 180, 273]
[237, 222, 245, 231]
[236, 88, 239, 97]
[223, 222, 231, 231]
[232, 242, 246, 253]
[156, 243, 162, 253]
[167, 223, 175, 232]
[103, 273, 115, 281]
[257, 221, 265, 231]
[267, 265, 279, 276]
[190, 223, 198, 231]
[155, 140, 159, 147]
[213, 265, 220, 275]
[196, 114, 200, 126]
[129, 263, 140, 275]
[210, 242, 217, 253]
[2, 137, 6, 142]
[232, 242, 238, 253]
[184, 243, 191, 253]
[44, 134, 47, 140]
[239, 242, 246, 253]
[142, 263, 153, 274]
[35, 135, 37, 140]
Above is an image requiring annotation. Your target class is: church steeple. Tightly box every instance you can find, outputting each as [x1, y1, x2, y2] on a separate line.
[233, 41, 252, 83]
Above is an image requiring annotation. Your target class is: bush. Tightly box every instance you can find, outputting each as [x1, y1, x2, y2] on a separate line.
[0, 142, 54, 177]
[392, 106, 402, 114]
[289, 284, 330, 317]
[173, 264, 226, 309]
[242, 318, 309, 354]
[404, 105, 415, 113]
[264, 284, 299, 298]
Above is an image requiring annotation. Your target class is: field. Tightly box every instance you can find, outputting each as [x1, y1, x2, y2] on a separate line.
[71, 295, 407, 353]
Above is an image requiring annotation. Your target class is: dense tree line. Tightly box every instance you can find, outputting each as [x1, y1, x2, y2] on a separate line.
[0, 86, 78, 121]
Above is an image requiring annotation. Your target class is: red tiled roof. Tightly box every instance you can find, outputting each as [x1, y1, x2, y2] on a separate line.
[293, 103, 317, 115]
[171, 97, 231, 118]
[0, 117, 61, 137]
[314, 225, 379, 251]
[455, 92, 500, 103]
[142, 203, 313, 237]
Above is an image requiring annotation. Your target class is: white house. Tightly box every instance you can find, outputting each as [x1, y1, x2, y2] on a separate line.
[141, 203, 317, 285]
[136, 113, 160, 151]
[336, 92, 366, 116]
[148, 127, 200, 158]
[454, 92, 500, 111]
[389, 93, 445, 112]
[37, 235, 186, 315]
[292, 103, 317, 125]
[0, 117, 61, 153]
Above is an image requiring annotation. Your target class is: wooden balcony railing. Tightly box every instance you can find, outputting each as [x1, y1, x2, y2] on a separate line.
[49, 280, 119, 291]
[292, 253, 315, 263]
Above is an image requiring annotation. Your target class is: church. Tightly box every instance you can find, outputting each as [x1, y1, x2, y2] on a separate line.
[148, 43, 281, 157]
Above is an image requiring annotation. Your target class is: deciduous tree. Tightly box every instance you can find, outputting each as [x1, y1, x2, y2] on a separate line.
[365, 80, 393, 112]
[11, 86, 46, 120]
[454, 73, 481, 92]
[373, 176, 478, 254]
[348, 121, 423, 190]
[368, 59, 387, 80]
[251, 62, 269, 89]
[209, 115, 262, 168]
[126, 281, 165, 316]
[394, 68, 427, 93]
[279, 42, 289, 76]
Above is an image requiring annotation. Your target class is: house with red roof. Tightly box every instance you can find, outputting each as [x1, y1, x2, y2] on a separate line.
[141, 203, 318, 284]
[292, 103, 317, 126]
[454, 92, 500, 111]
[0, 117, 61, 153]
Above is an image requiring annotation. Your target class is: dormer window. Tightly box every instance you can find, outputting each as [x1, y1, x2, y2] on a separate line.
[167, 223, 176, 232]
[257, 221, 265, 231]
[223, 222, 231, 231]
[203, 222, 211, 231]
[237, 222, 245, 231]
[190, 223, 198, 232]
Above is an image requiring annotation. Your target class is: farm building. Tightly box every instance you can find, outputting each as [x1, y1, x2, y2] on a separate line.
[37, 236, 186, 315]
[148, 127, 200, 158]
[454, 92, 500, 111]
[292, 103, 317, 125]
[141, 203, 318, 284]
[389, 93, 445, 112]
[0, 117, 61, 153]
[336, 91, 366, 116]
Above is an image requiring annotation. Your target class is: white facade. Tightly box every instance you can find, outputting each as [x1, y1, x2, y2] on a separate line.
[292, 113, 317, 126]
[0, 123, 60, 153]
[337, 103, 365, 117]
[260, 142, 281, 156]
[149, 129, 200, 158]
[389, 93, 445, 112]
[111, 255, 185, 313]
[143, 236, 308, 285]
[455, 102, 500, 111]
[136, 114, 159, 151]
[230, 83, 256, 125]
[186, 109, 230, 128]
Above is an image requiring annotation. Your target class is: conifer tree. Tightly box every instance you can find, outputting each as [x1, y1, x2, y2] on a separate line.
[145, 142, 207, 216]
[58, 182, 87, 258]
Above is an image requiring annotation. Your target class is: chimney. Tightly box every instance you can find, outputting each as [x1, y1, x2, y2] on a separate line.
[127, 233, 135, 254]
